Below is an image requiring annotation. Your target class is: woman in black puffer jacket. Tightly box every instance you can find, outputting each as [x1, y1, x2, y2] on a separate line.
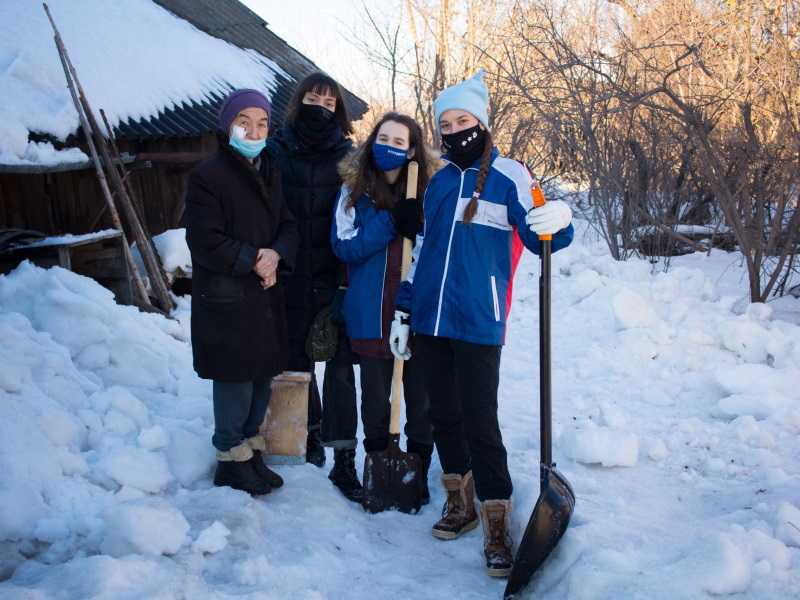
[266, 73, 361, 498]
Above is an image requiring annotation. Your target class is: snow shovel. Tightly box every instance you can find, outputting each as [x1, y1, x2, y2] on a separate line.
[362, 161, 424, 515]
[504, 181, 575, 599]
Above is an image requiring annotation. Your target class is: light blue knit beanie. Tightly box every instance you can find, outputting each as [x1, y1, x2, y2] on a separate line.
[433, 70, 490, 132]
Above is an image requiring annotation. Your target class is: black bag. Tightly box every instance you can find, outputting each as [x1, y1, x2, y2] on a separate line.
[305, 304, 338, 362]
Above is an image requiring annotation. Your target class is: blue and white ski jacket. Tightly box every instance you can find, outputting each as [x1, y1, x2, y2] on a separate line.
[396, 148, 574, 346]
[331, 185, 397, 340]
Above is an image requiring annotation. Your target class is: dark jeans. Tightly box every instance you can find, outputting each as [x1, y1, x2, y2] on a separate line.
[414, 334, 511, 501]
[358, 355, 432, 446]
[319, 332, 358, 450]
[212, 377, 272, 451]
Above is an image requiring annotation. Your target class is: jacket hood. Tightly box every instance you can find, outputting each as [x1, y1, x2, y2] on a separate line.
[337, 144, 444, 190]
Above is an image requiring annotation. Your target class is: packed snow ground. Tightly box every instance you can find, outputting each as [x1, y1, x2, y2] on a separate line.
[0, 220, 798, 599]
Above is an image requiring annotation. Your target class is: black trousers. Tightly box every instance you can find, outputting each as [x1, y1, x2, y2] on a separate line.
[212, 377, 272, 451]
[319, 331, 358, 449]
[358, 355, 432, 447]
[414, 334, 511, 501]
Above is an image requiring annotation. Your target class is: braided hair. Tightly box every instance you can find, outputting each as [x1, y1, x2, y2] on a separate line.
[461, 131, 494, 224]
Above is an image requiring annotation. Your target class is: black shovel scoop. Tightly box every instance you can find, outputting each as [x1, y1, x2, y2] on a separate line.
[504, 182, 575, 599]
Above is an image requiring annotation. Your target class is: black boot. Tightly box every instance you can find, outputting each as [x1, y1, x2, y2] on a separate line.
[244, 436, 283, 489]
[407, 440, 434, 505]
[251, 449, 284, 489]
[213, 444, 271, 496]
[306, 429, 326, 468]
[328, 448, 364, 503]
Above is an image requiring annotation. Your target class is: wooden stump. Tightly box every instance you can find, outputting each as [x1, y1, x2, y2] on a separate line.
[259, 371, 311, 465]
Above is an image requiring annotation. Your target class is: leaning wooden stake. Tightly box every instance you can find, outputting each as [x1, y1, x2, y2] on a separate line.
[100, 108, 172, 292]
[44, 3, 175, 313]
[42, 3, 150, 309]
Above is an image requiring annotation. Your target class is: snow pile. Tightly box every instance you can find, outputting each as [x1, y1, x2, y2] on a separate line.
[0, 261, 211, 576]
[192, 521, 231, 555]
[560, 425, 639, 467]
[0, 140, 88, 167]
[24, 229, 120, 249]
[131, 228, 192, 283]
[100, 499, 189, 557]
[0, 0, 287, 165]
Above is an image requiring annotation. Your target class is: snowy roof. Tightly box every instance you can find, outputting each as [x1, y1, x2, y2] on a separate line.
[154, 0, 368, 126]
[0, 0, 367, 170]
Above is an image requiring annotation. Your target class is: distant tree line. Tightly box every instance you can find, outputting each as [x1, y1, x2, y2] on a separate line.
[353, 0, 799, 302]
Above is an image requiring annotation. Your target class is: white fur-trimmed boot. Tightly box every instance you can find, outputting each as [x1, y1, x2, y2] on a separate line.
[480, 499, 514, 577]
[213, 441, 271, 495]
[245, 435, 283, 488]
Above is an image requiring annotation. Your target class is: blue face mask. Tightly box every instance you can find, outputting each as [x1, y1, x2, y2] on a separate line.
[372, 143, 409, 172]
[229, 126, 266, 159]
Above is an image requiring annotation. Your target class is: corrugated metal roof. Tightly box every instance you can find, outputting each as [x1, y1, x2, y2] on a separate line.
[112, 0, 368, 141]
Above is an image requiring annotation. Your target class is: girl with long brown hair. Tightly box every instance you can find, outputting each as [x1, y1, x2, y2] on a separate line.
[331, 112, 437, 503]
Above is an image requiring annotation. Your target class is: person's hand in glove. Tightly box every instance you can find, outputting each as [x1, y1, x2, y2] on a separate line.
[525, 200, 572, 235]
[391, 198, 423, 240]
[389, 310, 412, 360]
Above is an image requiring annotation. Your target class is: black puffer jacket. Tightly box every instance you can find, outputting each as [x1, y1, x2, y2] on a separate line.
[185, 140, 298, 382]
[266, 125, 352, 370]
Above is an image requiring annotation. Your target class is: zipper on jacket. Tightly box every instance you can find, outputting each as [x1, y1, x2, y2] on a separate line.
[490, 275, 500, 321]
[433, 168, 468, 336]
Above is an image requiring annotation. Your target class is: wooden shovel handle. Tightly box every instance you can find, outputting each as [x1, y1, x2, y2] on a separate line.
[389, 161, 419, 435]
[531, 181, 552, 241]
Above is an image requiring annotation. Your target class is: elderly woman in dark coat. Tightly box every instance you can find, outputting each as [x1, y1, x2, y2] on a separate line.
[185, 88, 298, 495]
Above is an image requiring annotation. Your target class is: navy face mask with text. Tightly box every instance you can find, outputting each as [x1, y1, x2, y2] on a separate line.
[372, 143, 409, 172]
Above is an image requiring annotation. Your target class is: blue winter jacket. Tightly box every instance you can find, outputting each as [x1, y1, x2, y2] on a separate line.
[331, 186, 397, 340]
[396, 149, 574, 346]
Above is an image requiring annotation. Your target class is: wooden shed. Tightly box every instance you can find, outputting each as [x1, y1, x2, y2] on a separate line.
[0, 0, 367, 250]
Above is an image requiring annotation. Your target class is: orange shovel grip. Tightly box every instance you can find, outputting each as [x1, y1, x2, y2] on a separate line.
[530, 182, 552, 241]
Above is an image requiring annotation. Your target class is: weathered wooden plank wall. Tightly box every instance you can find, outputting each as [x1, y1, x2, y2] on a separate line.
[0, 133, 218, 237]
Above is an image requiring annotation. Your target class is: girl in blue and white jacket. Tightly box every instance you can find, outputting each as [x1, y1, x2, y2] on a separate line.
[388, 72, 574, 577]
[331, 112, 438, 503]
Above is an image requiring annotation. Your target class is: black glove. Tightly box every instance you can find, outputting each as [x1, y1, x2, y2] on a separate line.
[390, 198, 423, 240]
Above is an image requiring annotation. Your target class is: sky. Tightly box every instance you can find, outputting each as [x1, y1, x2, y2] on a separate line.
[241, 0, 392, 103]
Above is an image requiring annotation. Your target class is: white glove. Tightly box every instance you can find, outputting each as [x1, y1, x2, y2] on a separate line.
[526, 200, 572, 235]
[389, 310, 412, 360]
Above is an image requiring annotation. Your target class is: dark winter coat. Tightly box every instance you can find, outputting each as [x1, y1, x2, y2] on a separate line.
[266, 125, 352, 370]
[185, 139, 299, 382]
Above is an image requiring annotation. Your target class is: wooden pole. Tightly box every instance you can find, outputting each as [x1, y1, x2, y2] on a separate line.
[44, 3, 175, 313]
[99, 108, 173, 290]
[388, 161, 419, 435]
[43, 4, 151, 309]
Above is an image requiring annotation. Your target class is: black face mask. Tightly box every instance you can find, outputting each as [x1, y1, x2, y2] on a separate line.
[298, 103, 335, 128]
[293, 103, 342, 150]
[441, 124, 486, 168]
